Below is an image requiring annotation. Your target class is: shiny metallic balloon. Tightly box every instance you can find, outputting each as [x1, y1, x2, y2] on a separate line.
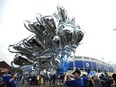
[72, 25, 84, 48]
[8, 5, 84, 73]
[57, 5, 68, 22]
[42, 16, 57, 34]
[12, 54, 33, 66]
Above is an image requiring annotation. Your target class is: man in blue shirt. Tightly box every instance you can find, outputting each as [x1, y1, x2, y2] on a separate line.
[3, 72, 12, 87]
[64, 69, 84, 87]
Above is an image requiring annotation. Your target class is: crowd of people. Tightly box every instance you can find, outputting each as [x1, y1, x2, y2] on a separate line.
[64, 69, 116, 87]
[0, 69, 116, 87]
[0, 72, 19, 87]
[0, 71, 64, 87]
[28, 73, 64, 86]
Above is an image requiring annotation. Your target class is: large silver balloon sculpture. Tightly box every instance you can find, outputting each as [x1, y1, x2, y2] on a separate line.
[8, 5, 84, 73]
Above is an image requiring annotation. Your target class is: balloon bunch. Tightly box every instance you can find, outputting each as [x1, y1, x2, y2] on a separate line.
[8, 5, 84, 73]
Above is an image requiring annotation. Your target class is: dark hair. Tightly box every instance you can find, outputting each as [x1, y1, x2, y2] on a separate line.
[112, 73, 116, 82]
[72, 69, 81, 75]
[8, 72, 11, 74]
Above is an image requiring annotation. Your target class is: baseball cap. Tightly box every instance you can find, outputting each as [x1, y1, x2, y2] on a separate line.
[72, 69, 81, 75]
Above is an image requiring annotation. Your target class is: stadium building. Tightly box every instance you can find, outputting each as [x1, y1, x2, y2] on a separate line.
[68, 56, 113, 73]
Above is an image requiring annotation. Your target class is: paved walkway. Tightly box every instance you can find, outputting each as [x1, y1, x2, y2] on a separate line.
[26, 84, 64, 87]
[18, 81, 64, 87]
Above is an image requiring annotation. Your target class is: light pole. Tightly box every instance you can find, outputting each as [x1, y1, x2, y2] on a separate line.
[82, 56, 85, 71]
[90, 58, 93, 70]
[97, 63, 101, 73]
[73, 50, 76, 71]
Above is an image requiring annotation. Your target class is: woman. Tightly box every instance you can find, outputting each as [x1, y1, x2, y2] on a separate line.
[88, 77, 94, 87]
[93, 75, 101, 87]
[112, 73, 116, 87]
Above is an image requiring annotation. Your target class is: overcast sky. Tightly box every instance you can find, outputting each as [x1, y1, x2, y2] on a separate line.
[0, 0, 116, 65]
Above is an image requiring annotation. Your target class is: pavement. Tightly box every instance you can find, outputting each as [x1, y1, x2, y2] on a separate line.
[26, 84, 64, 87]
[18, 81, 64, 87]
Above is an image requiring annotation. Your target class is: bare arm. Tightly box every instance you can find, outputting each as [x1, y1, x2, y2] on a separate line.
[64, 73, 74, 84]
[63, 73, 67, 84]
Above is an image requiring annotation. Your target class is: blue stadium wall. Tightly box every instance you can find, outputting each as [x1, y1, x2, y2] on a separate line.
[68, 60, 113, 72]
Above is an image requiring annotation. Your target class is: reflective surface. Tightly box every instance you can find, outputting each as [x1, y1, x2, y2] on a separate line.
[8, 5, 84, 73]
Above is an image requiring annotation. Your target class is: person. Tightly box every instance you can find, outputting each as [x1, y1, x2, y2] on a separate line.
[99, 75, 105, 87]
[64, 69, 84, 87]
[101, 73, 109, 87]
[0, 72, 4, 87]
[9, 73, 18, 87]
[21, 75, 27, 87]
[92, 75, 101, 87]
[29, 74, 33, 85]
[52, 74, 56, 84]
[3, 72, 12, 87]
[37, 74, 42, 85]
[107, 76, 113, 87]
[88, 76, 94, 87]
[82, 74, 89, 87]
[112, 73, 116, 87]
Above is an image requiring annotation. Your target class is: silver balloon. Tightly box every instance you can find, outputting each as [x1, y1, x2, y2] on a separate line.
[24, 20, 34, 33]
[51, 58, 61, 69]
[50, 35, 61, 52]
[13, 54, 33, 66]
[31, 38, 46, 51]
[58, 24, 74, 47]
[8, 45, 21, 53]
[8, 5, 84, 73]
[8, 40, 30, 54]
[57, 5, 68, 22]
[24, 36, 46, 52]
[42, 16, 57, 34]
[22, 34, 35, 49]
[11, 61, 20, 68]
[73, 26, 84, 47]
